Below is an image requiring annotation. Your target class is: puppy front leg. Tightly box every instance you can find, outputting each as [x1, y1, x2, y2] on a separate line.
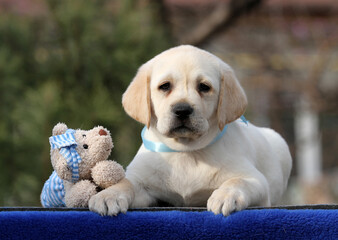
[89, 178, 156, 216]
[207, 175, 270, 216]
[129, 180, 157, 208]
[89, 178, 134, 216]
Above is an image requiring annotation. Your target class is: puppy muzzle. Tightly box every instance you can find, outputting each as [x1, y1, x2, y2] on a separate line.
[169, 103, 198, 137]
[172, 103, 194, 121]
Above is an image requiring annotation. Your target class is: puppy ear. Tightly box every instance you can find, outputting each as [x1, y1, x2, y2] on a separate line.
[122, 64, 151, 128]
[217, 67, 247, 130]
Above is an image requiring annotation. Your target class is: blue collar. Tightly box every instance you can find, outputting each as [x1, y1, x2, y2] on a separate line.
[141, 116, 248, 153]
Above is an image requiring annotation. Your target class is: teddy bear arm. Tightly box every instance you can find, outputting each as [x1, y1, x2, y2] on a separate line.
[92, 160, 125, 189]
[51, 150, 72, 181]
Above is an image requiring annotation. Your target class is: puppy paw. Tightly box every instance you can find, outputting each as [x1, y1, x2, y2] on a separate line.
[207, 188, 249, 216]
[89, 188, 130, 216]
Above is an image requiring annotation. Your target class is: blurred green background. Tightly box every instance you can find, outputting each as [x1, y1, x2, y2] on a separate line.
[1, 0, 337, 207]
[0, 0, 171, 206]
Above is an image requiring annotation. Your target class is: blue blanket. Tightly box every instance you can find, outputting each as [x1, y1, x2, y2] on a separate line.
[1, 206, 337, 239]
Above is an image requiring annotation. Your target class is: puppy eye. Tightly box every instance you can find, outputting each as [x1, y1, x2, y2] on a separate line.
[83, 144, 88, 149]
[198, 83, 211, 93]
[82, 134, 86, 138]
[158, 82, 171, 92]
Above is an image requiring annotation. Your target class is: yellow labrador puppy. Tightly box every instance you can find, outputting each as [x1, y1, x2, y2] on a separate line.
[89, 45, 292, 216]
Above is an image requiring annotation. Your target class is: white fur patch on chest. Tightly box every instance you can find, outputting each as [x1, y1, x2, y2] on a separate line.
[146, 152, 222, 207]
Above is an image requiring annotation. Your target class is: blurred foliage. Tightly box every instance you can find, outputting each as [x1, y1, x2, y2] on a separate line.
[0, 0, 171, 206]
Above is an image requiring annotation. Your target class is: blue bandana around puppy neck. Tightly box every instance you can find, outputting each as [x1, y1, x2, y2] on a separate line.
[41, 129, 82, 207]
[142, 115, 248, 153]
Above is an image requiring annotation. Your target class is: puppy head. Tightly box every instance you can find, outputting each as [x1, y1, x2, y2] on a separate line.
[122, 45, 247, 149]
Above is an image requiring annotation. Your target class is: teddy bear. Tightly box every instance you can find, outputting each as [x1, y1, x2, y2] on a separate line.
[40, 123, 125, 208]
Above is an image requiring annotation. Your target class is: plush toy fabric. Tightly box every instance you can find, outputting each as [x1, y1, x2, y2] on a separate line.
[40, 123, 125, 208]
[41, 171, 66, 207]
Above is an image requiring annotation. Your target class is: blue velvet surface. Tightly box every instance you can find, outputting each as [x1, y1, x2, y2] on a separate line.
[1, 208, 337, 240]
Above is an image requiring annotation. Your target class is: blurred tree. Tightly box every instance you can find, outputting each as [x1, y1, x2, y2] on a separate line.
[0, 0, 171, 206]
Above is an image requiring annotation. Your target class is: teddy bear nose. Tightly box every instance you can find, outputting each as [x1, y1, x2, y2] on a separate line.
[99, 129, 107, 136]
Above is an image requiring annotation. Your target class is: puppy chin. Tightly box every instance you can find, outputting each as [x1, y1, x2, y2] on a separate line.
[155, 120, 217, 151]
[158, 118, 208, 141]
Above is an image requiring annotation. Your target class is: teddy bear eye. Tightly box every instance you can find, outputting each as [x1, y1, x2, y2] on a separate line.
[83, 144, 88, 149]
[82, 134, 86, 137]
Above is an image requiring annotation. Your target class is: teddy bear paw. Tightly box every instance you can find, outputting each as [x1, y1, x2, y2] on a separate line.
[92, 160, 125, 189]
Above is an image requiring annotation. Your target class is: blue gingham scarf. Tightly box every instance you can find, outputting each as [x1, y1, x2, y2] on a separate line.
[41, 129, 82, 207]
[41, 171, 65, 207]
[49, 129, 82, 182]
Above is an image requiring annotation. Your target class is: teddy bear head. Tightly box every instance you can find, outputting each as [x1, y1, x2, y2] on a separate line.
[50, 123, 113, 181]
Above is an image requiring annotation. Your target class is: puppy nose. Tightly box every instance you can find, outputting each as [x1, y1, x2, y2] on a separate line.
[173, 103, 194, 120]
[99, 129, 107, 136]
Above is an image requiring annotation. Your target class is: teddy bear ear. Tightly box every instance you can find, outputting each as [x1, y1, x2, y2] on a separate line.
[96, 126, 110, 136]
[52, 123, 68, 136]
